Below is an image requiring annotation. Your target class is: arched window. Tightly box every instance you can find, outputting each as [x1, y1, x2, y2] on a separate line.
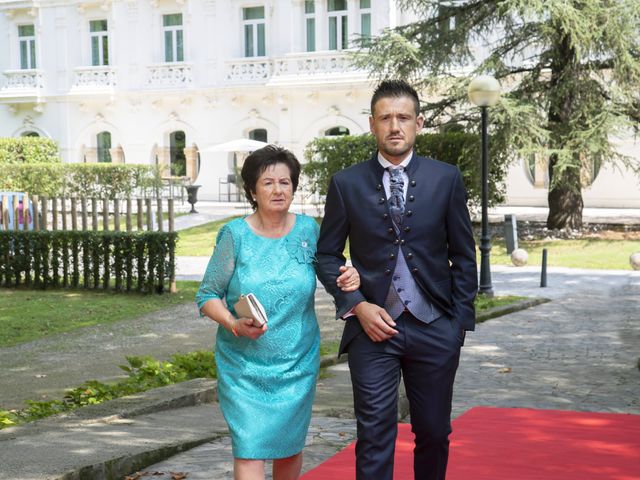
[97, 131, 112, 163]
[249, 128, 268, 142]
[524, 154, 548, 188]
[169, 130, 186, 176]
[580, 155, 602, 187]
[21, 131, 40, 137]
[324, 126, 349, 136]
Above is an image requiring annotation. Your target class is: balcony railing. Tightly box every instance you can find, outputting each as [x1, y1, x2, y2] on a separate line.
[72, 66, 117, 90]
[147, 62, 192, 88]
[274, 51, 356, 76]
[0, 69, 43, 92]
[224, 51, 365, 85]
[224, 58, 271, 83]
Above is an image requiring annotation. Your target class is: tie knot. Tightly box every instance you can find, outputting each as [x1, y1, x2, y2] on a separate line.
[388, 167, 404, 180]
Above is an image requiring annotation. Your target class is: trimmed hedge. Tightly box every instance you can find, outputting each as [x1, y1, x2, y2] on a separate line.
[0, 137, 60, 165]
[0, 230, 176, 293]
[303, 132, 508, 209]
[0, 163, 162, 199]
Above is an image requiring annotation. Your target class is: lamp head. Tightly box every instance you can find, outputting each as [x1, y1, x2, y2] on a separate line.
[468, 75, 501, 107]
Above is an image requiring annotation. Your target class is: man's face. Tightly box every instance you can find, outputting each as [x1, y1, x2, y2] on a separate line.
[369, 95, 423, 165]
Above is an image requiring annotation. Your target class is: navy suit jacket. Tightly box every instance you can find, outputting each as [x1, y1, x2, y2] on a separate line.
[316, 152, 478, 354]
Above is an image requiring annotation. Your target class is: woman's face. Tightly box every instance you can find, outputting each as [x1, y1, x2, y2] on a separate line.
[252, 162, 294, 214]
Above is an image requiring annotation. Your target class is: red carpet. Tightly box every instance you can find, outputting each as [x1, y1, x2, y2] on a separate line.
[302, 407, 640, 480]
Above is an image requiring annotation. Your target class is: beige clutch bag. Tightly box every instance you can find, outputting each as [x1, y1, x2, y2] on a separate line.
[233, 293, 268, 327]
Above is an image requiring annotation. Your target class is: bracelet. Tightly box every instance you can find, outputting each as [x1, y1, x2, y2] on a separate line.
[229, 318, 239, 337]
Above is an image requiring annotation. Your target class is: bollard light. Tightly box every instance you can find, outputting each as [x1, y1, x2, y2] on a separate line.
[468, 75, 501, 296]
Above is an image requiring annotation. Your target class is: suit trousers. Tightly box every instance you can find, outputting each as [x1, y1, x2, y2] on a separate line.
[347, 312, 462, 480]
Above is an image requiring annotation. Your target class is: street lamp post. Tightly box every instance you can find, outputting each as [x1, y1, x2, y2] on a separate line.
[468, 75, 501, 297]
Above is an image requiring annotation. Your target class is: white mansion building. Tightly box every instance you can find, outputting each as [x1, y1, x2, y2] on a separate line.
[0, 0, 638, 206]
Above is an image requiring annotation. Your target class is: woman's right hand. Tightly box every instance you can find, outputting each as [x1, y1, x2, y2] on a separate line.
[233, 317, 268, 340]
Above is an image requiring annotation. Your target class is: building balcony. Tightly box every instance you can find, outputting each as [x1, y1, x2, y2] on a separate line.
[224, 58, 272, 83]
[147, 62, 192, 88]
[224, 51, 367, 86]
[71, 66, 117, 92]
[0, 69, 43, 101]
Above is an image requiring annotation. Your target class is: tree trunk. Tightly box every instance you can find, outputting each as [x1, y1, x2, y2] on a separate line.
[546, 152, 584, 229]
[546, 33, 584, 230]
[547, 184, 583, 229]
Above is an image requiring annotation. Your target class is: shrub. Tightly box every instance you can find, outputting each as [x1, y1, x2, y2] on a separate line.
[0, 230, 176, 293]
[0, 163, 162, 199]
[0, 137, 60, 164]
[303, 132, 508, 209]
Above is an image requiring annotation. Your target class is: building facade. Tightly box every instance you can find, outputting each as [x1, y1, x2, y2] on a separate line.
[0, 0, 638, 205]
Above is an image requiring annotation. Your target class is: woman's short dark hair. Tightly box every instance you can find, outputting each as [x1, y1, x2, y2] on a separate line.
[241, 145, 301, 210]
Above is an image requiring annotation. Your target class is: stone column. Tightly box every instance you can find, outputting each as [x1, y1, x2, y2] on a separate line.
[83, 146, 98, 163]
[533, 155, 547, 188]
[155, 146, 171, 177]
[109, 145, 125, 164]
[184, 145, 199, 182]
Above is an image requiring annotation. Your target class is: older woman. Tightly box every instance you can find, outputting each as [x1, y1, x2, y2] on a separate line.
[196, 145, 359, 480]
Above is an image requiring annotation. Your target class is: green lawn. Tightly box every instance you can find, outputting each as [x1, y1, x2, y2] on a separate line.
[487, 238, 640, 270]
[178, 217, 639, 271]
[176, 217, 239, 256]
[475, 294, 524, 312]
[0, 281, 200, 348]
[0, 278, 525, 348]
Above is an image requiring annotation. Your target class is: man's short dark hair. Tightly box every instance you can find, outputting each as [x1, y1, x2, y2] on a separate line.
[370, 80, 420, 117]
[241, 145, 300, 210]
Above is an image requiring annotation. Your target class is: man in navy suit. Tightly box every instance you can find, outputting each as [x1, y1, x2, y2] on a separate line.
[316, 80, 477, 480]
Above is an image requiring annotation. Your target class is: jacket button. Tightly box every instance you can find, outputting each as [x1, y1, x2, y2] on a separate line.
[376, 184, 382, 191]
[378, 197, 385, 204]
[389, 253, 395, 260]
[384, 269, 391, 275]
[383, 213, 389, 219]
[408, 195, 415, 202]
[393, 239, 399, 245]
[406, 210, 413, 217]
[400, 239, 405, 245]
[404, 226, 411, 232]
[388, 227, 394, 234]
[411, 267, 418, 274]
[410, 180, 416, 187]
[407, 253, 413, 259]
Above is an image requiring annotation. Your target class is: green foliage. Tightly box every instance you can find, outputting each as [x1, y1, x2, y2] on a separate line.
[303, 132, 507, 209]
[0, 351, 216, 429]
[0, 163, 162, 199]
[0, 410, 16, 426]
[303, 134, 376, 197]
[0, 230, 176, 293]
[352, 0, 640, 227]
[0, 137, 60, 164]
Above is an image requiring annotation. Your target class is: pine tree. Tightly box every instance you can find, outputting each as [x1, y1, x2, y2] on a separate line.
[355, 0, 640, 228]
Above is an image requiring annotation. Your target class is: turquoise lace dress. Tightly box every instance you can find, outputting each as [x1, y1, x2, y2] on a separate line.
[195, 214, 320, 459]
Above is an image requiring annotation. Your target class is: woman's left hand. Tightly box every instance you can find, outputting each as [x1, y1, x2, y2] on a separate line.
[337, 265, 361, 292]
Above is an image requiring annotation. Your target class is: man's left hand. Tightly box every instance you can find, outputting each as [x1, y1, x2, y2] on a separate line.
[337, 265, 360, 292]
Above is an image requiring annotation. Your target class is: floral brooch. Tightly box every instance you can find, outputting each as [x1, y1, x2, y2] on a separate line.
[285, 234, 316, 264]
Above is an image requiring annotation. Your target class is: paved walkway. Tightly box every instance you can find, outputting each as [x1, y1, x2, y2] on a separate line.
[1, 207, 639, 479]
[141, 267, 640, 479]
[3, 265, 637, 479]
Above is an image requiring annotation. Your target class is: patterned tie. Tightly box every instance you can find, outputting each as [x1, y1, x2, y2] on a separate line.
[388, 167, 405, 230]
